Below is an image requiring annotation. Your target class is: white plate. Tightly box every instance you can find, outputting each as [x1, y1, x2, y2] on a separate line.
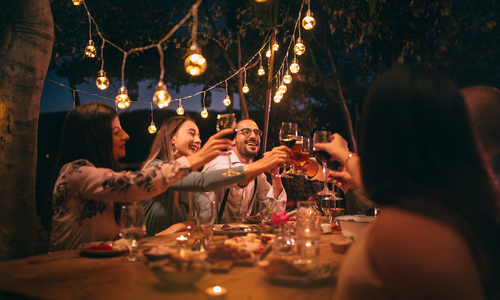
[79, 241, 129, 257]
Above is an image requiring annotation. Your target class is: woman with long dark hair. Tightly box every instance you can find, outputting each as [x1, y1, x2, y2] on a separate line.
[49, 103, 234, 251]
[316, 65, 500, 299]
[141, 116, 288, 236]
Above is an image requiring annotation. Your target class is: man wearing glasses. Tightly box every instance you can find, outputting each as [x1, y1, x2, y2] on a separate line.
[202, 119, 290, 223]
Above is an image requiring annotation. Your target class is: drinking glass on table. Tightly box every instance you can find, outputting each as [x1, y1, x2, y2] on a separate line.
[313, 131, 334, 195]
[120, 202, 145, 262]
[191, 198, 215, 251]
[320, 194, 345, 223]
[216, 113, 239, 177]
[279, 122, 298, 178]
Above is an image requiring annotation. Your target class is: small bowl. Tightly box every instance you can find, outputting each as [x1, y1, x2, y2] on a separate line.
[148, 259, 208, 288]
[335, 215, 375, 241]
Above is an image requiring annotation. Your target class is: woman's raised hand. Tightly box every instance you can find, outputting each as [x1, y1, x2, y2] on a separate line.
[187, 128, 236, 170]
[313, 133, 349, 162]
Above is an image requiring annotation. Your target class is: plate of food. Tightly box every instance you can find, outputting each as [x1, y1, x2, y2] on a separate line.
[79, 239, 130, 257]
[143, 244, 180, 261]
[243, 215, 262, 224]
[263, 259, 339, 286]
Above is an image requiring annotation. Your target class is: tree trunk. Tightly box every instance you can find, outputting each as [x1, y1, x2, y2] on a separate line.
[0, 0, 54, 261]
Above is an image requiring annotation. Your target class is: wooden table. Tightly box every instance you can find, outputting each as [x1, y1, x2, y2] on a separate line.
[0, 230, 347, 300]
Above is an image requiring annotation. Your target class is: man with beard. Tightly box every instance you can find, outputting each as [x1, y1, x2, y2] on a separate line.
[202, 119, 290, 223]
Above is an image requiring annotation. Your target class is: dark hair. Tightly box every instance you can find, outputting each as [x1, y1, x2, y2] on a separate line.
[141, 116, 193, 169]
[48, 103, 121, 228]
[359, 64, 500, 298]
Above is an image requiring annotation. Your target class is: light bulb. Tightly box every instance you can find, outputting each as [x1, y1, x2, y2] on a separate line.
[254, 0, 268, 2]
[258, 66, 265, 76]
[302, 10, 316, 30]
[85, 40, 96, 58]
[152, 81, 171, 108]
[96, 70, 109, 90]
[115, 86, 130, 109]
[176, 103, 184, 115]
[274, 92, 283, 103]
[290, 58, 300, 73]
[266, 49, 271, 57]
[283, 70, 292, 84]
[72, 0, 83, 6]
[294, 37, 306, 55]
[279, 82, 287, 94]
[242, 83, 249, 93]
[148, 121, 157, 134]
[184, 44, 207, 76]
[201, 108, 208, 118]
[272, 41, 279, 51]
[223, 95, 231, 106]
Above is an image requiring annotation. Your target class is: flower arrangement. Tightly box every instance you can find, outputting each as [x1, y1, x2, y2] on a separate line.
[272, 210, 290, 226]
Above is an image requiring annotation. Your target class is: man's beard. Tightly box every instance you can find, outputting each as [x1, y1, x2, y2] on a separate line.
[236, 139, 259, 159]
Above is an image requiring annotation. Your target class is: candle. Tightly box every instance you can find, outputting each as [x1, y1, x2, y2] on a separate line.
[176, 235, 188, 247]
[206, 286, 227, 299]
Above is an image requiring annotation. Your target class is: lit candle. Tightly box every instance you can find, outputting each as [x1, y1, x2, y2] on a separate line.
[176, 235, 188, 247]
[206, 286, 227, 299]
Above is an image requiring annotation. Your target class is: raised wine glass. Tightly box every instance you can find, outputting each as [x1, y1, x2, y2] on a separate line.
[313, 131, 334, 195]
[216, 113, 240, 177]
[120, 202, 145, 262]
[279, 122, 298, 178]
[320, 195, 345, 223]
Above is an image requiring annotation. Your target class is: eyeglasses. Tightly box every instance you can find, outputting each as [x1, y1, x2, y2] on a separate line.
[238, 128, 262, 137]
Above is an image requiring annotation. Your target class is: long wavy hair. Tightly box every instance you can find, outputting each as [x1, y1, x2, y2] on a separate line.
[359, 64, 500, 299]
[141, 116, 195, 219]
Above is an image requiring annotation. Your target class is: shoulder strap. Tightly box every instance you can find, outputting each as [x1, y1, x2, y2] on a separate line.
[245, 178, 258, 216]
[218, 188, 231, 224]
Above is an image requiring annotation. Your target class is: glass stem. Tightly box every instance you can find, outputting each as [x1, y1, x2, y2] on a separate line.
[323, 164, 329, 193]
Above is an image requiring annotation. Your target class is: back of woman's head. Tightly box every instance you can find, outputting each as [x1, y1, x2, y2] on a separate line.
[359, 64, 500, 297]
[142, 116, 192, 169]
[54, 103, 119, 172]
[360, 64, 495, 207]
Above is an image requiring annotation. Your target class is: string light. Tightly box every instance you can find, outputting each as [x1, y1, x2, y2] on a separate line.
[153, 81, 171, 108]
[185, 2, 206, 76]
[176, 100, 185, 115]
[272, 41, 279, 52]
[290, 57, 300, 74]
[85, 40, 96, 58]
[72, 0, 83, 6]
[278, 70, 287, 94]
[274, 76, 283, 103]
[302, 0, 316, 30]
[223, 80, 231, 106]
[115, 86, 130, 109]
[148, 103, 157, 134]
[242, 68, 249, 93]
[201, 92, 208, 118]
[266, 42, 271, 58]
[258, 52, 265, 76]
[95, 70, 109, 90]
[295, 37, 305, 55]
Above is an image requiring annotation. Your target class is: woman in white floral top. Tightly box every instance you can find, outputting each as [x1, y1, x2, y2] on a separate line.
[49, 103, 234, 251]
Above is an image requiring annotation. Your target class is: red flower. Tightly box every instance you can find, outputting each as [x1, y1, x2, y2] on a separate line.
[308, 196, 319, 202]
[286, 201, 295, 208]
[272, 210, 290, 226]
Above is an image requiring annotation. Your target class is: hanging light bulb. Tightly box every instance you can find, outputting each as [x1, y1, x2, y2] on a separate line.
[272, 41, 279, 52]
[148, 121, 157, 134]
[302, 10, 316, 30]
[176, 102, 185, 115]
[95, 70, 109, 90]
[72, 0, 83, 6]
[283, 70, 292, 84]
[290, 58, 300, 73]
[294, 37, 306, 55]
[258, 65, 265, 76]
[223, 95, 231, 107]
[201, 107, 208, 118]
[184, 44, 207, 76]
[242, 83, 250, 93]
[254, 0, 268, 2]
[274, 92, 283, 103]
[279, 81, 287, 94]
[152, 81, 171, 108]
[115, 86, 130, 109]
[266, 49, 271, 58]
[85, 40, 96, 58]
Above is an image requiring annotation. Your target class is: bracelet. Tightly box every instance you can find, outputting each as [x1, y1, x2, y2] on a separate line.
[344, 152, 354, 173]
[243, 164, 250, 175]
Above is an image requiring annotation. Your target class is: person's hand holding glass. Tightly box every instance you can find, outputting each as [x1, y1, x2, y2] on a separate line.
[216, 113, 239, 177]
[313, 131, 335, 195]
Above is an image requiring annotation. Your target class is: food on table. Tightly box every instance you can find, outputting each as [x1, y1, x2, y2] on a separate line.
[149, 254, 207, 273]
[264, 259, 339, 278]
[146, 244, 179, 256]
[113, 238, 131, 251]
[86, 243, 113, 251]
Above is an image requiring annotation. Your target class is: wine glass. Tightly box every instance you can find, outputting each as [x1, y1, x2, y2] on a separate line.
[313, 131, 334, 195]
[289, 137, 310, 176]
[279, 122, 298, 178]
[216, 113, 240, 177]
[120, 202, 145, 262]
[320, 195, 344, 223]
[191, 198, 215, 252]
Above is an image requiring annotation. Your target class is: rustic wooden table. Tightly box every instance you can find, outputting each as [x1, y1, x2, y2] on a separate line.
[0, 229, 347, 300]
